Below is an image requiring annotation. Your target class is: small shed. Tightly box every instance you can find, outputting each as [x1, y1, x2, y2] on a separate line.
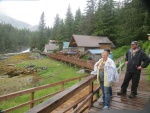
[62, 42, 77, 52]
[86, 49, 104, 61]
[44, 44, 59, 53]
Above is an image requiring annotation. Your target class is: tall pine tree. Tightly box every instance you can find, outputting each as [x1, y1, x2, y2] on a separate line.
[38, 11, 47, 51]
[64, 5, 74, 41]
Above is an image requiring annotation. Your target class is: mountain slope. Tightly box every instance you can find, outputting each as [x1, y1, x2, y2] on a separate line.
[0, 13, 38, 31]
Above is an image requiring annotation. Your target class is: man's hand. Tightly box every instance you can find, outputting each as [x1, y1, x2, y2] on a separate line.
[125, 61, 128, 64]
[137, 66, 142, 70]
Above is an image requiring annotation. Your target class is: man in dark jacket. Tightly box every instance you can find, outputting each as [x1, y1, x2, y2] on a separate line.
[117, 41, 150, 98]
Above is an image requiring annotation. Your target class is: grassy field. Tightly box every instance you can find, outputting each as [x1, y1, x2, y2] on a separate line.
[16, 55, 86, 86]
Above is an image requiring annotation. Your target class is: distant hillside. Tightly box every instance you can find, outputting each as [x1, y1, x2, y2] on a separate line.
[0, 13, 38, 31]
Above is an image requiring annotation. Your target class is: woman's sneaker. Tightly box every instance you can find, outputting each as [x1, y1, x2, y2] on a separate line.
[103, 105, 110, 110]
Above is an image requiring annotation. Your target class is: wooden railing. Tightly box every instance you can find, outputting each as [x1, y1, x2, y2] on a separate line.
[49, 53, 125, 74]
[48, 54, 96, 70]
[115, 56, 125, 74]
[0, 75, 88, 113]
[26, 75, 98, 113]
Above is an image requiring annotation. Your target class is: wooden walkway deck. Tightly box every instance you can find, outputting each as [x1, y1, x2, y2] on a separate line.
[88, 69, 150, 113]
[44, 68, 150, 113]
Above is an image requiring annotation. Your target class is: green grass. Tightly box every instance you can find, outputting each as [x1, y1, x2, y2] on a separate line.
[113, 45, 130, 60]
[1, 56, 87, 113]
[16, 56, 86, 85]
[146, 65, 150, 82]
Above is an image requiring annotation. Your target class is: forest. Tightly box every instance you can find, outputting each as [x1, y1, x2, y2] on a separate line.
[0, 0, 149, 53]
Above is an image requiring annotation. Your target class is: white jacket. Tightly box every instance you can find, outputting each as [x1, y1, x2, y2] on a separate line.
[91, 58, 119, 85]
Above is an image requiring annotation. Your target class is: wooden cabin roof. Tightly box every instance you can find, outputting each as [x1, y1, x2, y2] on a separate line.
[69, 34, 115, 48]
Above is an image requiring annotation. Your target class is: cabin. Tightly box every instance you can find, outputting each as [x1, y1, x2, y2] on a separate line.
[44, 40, 59, 53]
[44, 44, 59, 53]
[86, 49, 104, 61]
[69, 34, 115, 53]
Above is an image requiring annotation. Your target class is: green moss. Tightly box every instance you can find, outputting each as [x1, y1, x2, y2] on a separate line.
[146, 65, 150, 82]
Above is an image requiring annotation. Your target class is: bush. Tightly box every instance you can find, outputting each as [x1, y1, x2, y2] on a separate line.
[113, 45, 130, 60]
[146, 65, 150, 82]
[140, 40, 150, 55]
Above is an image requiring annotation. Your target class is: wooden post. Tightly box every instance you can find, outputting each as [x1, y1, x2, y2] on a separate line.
[79, 78, 81, 82]
[30, 92, 34, 108]
[88, 82, 93, 109]
[62, 83, 65, 90]
[119, 60, 121, 74]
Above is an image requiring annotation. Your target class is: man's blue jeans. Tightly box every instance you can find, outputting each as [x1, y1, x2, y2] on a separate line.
[100, 81, 111, 106]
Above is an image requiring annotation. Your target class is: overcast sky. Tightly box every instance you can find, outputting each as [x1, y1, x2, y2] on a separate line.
[0, 0, 87, 27]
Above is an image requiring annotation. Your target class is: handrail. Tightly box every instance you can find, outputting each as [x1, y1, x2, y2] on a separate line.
[72, 86, 100, 113]
[26, 75, 97, 113]
[48, 54, 95, 70]
[0, 75, 88, 113]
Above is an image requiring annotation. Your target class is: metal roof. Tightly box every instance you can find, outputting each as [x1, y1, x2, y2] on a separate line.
[63, 42, 70, 48]
[45, 44, 59, 50]
[88, 49, 104, 54]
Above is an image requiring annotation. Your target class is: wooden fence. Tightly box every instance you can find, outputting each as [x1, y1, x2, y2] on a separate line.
[48, 54, 96, 70]
[0, 75, 88, 113]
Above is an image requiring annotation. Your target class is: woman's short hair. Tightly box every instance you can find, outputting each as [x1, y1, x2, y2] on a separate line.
[101, 51, 108, 56]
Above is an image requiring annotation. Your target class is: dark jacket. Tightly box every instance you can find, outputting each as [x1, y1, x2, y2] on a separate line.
[126, 48, 150, 72]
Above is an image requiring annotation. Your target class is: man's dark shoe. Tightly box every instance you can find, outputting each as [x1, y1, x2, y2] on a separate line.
[128, 93, 135, 98]
[117, 90, 126, 95]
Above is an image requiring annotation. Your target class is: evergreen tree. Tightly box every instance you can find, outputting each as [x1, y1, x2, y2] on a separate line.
[94, 0, 116, 42]
[83, 0, 97, 35]
[57, 19, 66, 49]
[38, 11, 47, 51]
[74, 8, 82, 34]
[52, 14, 60, 40]
[64, 5, 74, 41]
[115, 0, 150, 46]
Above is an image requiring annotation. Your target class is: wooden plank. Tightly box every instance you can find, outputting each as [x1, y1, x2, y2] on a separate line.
[111, 97, 146, 108]
[88, 107, 102, 113]
[58, 94, 88, 113]
[92, 101, 104, 109]
[111, 101, 141, 110]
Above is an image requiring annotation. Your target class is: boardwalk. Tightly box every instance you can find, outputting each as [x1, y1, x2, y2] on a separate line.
[89, 69, 150, 113]
[51, 85, 99, 113]
[37, 68, 150, 113]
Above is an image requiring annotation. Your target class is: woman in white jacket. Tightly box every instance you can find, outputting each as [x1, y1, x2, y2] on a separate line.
[96, 51, 119, 110]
